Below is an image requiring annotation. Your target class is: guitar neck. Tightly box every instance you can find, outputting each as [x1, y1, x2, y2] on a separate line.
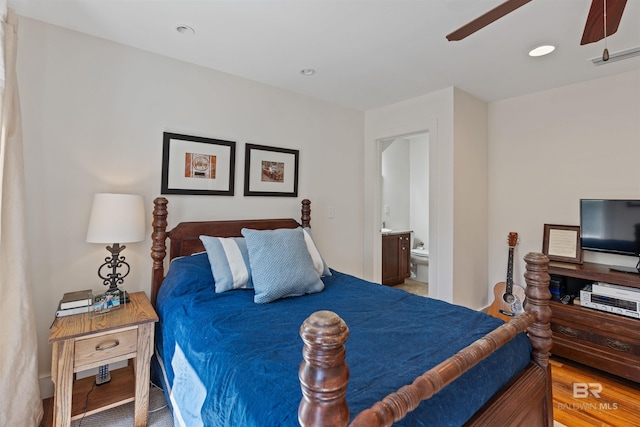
[506, 247, 514, 293]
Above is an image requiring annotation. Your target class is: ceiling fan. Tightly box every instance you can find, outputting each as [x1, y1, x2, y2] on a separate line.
[446, 0, 628, 46]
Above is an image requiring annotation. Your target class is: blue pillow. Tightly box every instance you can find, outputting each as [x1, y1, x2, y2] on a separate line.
[241, 227, 324, 304]
[302, 227, 331, 277]
[199, 236, 253, 293]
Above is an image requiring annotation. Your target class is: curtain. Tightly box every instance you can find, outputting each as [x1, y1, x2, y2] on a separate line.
[0, 5, 43, 426]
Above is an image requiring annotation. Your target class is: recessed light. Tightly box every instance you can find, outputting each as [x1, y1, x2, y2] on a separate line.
[300, 69, 316, 76]
[176, 25, 195, 36]
[529, 45, 555, 57]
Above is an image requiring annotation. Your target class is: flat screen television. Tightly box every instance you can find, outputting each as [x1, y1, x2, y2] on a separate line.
[580, 199, 640, 273]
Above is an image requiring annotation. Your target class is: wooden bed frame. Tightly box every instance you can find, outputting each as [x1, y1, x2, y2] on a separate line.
[151, 197, 554, 427]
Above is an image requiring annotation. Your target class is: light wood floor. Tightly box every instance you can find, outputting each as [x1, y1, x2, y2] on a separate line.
[551, 356, 640, 427]
[393, 278, 429, 296]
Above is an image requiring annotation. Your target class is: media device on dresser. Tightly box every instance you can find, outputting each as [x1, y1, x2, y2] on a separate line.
[580, 199, 640, 274]
[580, 282, 640, 319]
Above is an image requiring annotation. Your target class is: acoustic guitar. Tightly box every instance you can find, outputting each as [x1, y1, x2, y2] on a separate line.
[487, 232, 526, 322]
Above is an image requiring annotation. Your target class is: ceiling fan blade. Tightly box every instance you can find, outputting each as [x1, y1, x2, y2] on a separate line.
[581, 0, 627, 45]
[446, 0, 533, 41]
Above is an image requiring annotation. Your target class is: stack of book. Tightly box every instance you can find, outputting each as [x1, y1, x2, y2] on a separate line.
[55, 289, 92, 317]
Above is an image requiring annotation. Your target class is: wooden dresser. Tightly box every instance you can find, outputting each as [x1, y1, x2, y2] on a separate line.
[548, 261, 640, 382]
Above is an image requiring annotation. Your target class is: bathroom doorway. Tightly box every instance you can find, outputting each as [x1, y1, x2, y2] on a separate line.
[380, 132, 429, 296]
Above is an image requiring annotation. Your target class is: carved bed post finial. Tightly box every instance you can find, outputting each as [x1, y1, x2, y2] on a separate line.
[301, 199, 311, 228]
[151, 197, 168, 306]
[299, 310, 350, 427]
[523, 251, 554, 426]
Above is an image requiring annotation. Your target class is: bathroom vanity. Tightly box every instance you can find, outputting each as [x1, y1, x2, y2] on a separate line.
[382, 231, 411, 285]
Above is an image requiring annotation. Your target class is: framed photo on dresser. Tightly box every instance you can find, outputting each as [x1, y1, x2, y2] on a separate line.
[542, 224, 583, 264]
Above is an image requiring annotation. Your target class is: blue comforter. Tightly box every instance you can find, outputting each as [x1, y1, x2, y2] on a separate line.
[154, 253, 531, 427]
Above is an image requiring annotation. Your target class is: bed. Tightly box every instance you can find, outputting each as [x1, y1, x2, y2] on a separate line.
[150, 197, 554, 426]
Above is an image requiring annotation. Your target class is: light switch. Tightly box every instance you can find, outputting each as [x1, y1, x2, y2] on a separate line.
[328, 207, 335, 219]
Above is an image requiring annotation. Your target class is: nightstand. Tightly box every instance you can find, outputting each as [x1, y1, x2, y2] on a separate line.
[49, 291, 158, 426]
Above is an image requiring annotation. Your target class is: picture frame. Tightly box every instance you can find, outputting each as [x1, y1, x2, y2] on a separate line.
[542, 224, 583, 264]
[244, 143, 299, 197]
[90, 288, 125, 317]
[161, 132, 235, 196]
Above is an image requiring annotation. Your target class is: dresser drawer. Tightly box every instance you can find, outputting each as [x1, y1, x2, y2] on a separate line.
[590, 331, 640, 357]
[551, 314, 640, 356]
[74, 327, 138, 371]
[550, 320, 591, 343]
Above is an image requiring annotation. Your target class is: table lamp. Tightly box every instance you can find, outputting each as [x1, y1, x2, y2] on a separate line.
[86, 193, 146, 301]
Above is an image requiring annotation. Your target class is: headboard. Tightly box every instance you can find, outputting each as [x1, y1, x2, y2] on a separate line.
[150, 197, 311, 306]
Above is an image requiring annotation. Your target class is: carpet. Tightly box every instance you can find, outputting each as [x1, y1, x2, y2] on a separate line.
[71, 383, 172, 427]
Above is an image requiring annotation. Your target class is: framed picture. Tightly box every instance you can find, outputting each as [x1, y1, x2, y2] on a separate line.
[161, 132, 235, 196]
[244, 144, 299, 197]
[542, 224, 583, 264]
[90, 289, 124, 317]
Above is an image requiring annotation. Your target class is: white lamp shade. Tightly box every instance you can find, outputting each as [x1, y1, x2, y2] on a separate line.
[86, 193, 146, 243]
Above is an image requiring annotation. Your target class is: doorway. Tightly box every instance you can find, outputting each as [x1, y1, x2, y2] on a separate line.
[380, 132, 429, 294]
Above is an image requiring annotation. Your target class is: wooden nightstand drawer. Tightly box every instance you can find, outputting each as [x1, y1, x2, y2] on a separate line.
[74, 327, 137, 371]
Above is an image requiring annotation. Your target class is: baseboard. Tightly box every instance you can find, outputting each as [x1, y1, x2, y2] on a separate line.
[39, 375, 54, 399]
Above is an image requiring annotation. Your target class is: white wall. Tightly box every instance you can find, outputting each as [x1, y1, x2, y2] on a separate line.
[16, 17, 364, 397]
[452, 89, 489, 308]
[381, 138, 410, 231]
[380, 133, 429, 246]
[409, 133, 429, 249]
[364, 87, 488, 308]
[488, 70, 640, 298]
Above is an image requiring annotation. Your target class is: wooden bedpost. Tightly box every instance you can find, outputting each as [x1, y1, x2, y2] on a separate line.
[523, 251, 554, 426]
[299, 310, 350, 427]
[151, 197, 168, 307]
[301, 199, 311, 228]
[523, 252, 552, 367]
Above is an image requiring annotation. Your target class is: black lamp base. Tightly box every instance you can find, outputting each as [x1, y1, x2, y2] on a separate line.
[97, 243, 132, 304]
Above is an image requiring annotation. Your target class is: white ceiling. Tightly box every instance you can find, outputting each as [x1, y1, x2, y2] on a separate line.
[9, 0, 640, 110]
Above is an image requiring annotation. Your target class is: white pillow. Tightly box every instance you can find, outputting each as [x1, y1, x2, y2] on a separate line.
[199, 236, 253, 293]
[302, 227, 331, 277]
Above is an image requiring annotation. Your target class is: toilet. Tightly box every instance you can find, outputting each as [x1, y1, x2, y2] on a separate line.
[410, 247, 429, 283]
